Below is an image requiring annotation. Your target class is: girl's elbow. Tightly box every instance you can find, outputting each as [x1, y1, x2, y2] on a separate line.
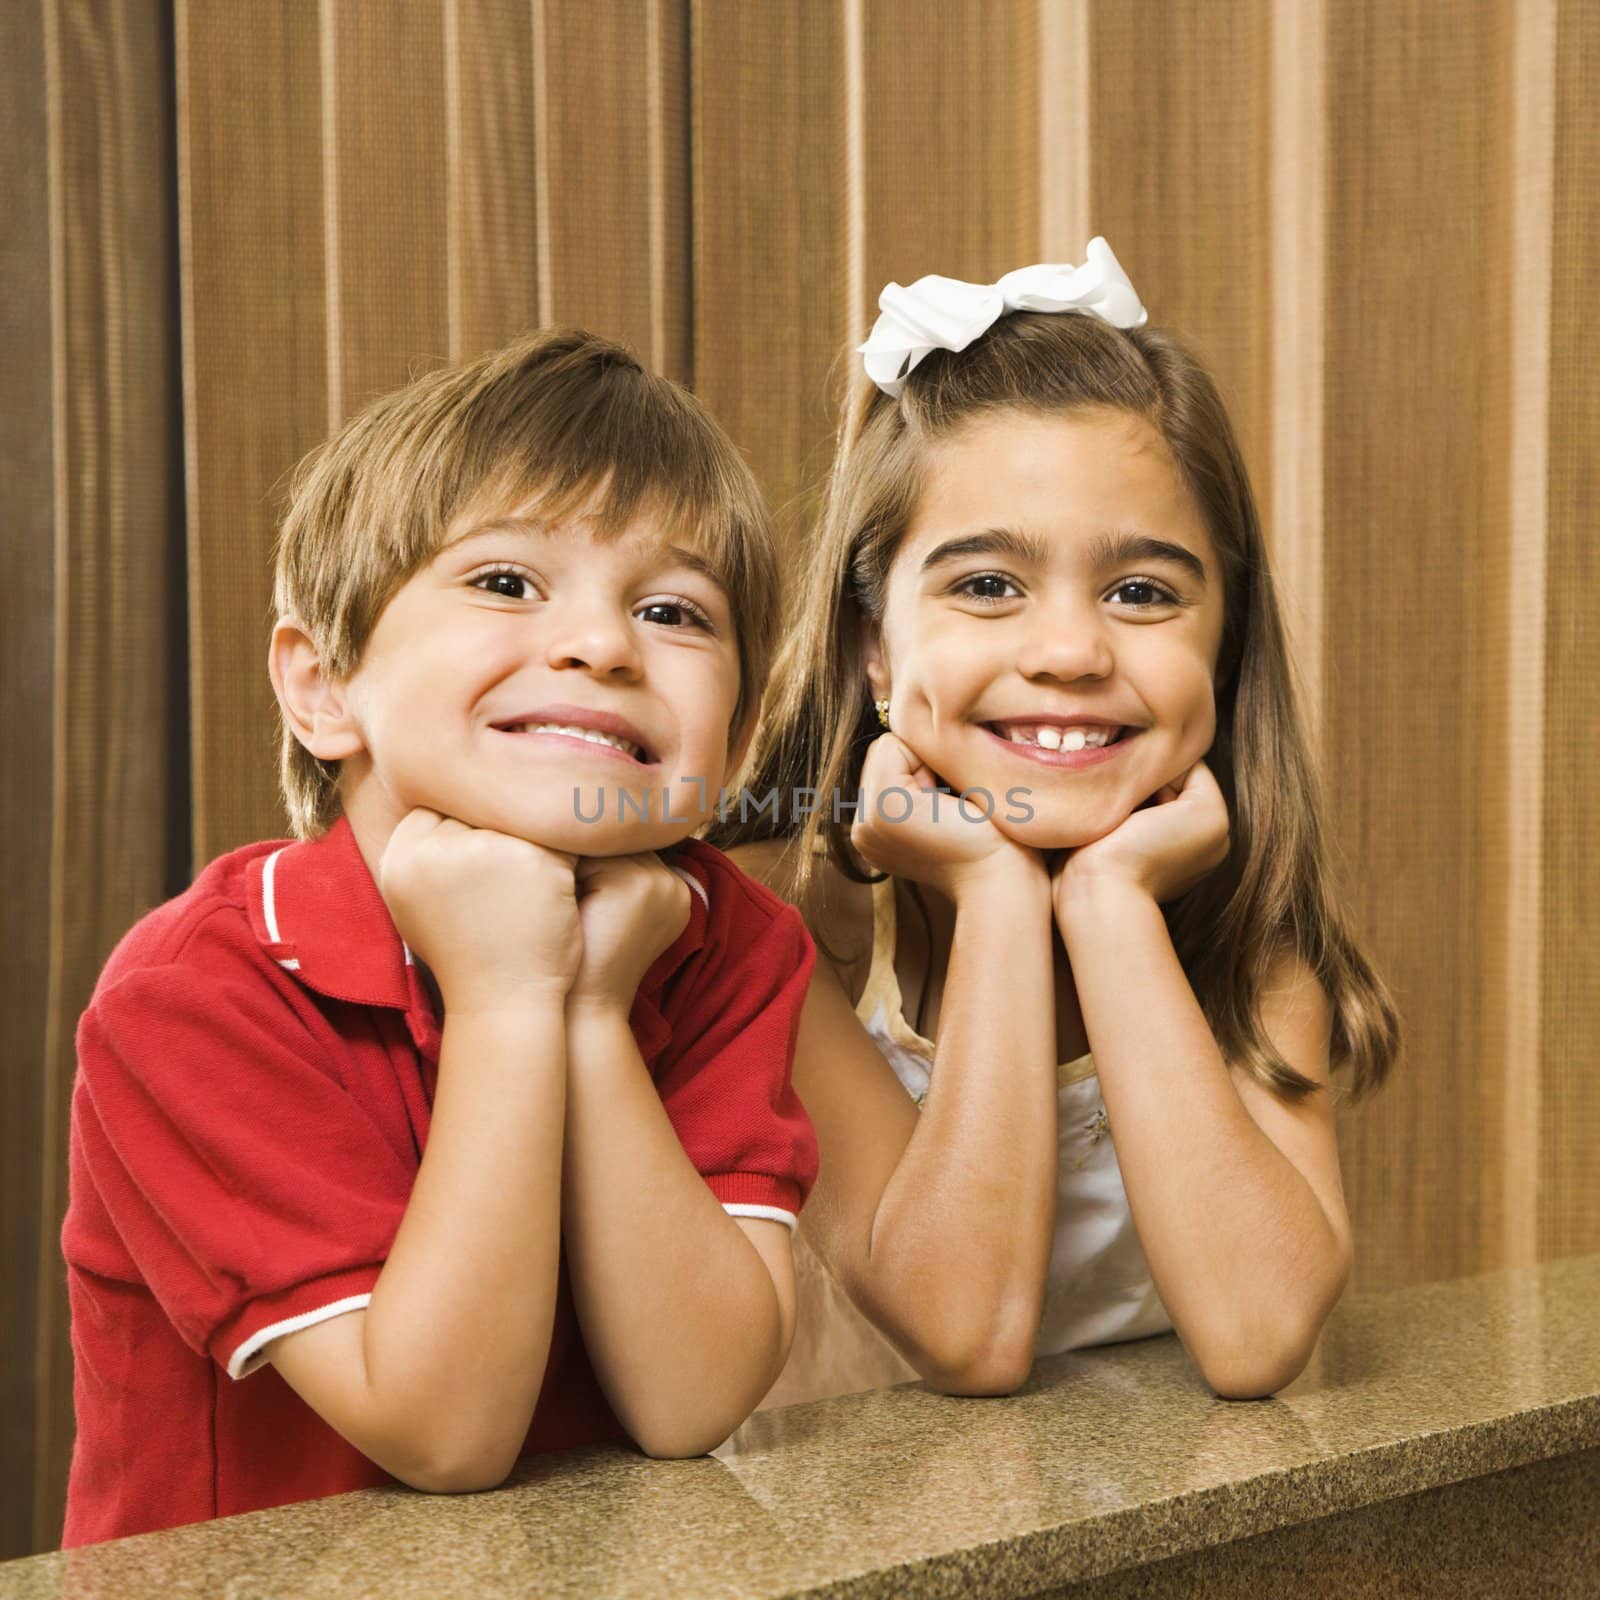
[922, 1345, 1034, 1397]
[1195, 1316, 1321, 1399]
[911, 1314, 1039, 1396]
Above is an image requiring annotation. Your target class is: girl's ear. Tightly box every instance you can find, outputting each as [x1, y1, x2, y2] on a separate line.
[859, 616, 890, 703]
[269, 618, 366, 762]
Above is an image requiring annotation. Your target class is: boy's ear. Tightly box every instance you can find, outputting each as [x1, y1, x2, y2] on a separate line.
[268, 618, 366, 762]
[859, 616, 890, 703]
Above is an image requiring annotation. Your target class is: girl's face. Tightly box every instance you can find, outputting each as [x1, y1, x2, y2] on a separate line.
[862, 407, 1226, 851]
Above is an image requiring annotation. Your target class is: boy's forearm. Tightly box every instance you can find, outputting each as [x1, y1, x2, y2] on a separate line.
[1056, 879, 1346, 1393]
[360, 1000, 567, 1480]
[866, 874, 1058, 1389]
[561, 1004, 789, 1455]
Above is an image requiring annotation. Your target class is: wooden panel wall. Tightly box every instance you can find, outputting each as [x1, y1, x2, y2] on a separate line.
[2, 0, 59, 1562]
[6, 0, 1596, 1560]
[10, 0, 186, 1559]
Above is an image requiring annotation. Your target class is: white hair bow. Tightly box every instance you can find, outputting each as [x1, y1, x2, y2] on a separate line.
[858, 237, 1149, 399]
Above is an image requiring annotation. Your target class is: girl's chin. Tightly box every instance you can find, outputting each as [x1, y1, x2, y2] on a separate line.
[989, 805, 1135, 853]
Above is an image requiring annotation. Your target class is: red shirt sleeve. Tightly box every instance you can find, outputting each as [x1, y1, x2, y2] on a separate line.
[651, 853, 820, 1222]
[72, 955, 414, 1379]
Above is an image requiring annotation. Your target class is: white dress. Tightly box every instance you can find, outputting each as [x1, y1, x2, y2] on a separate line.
[752, 867, 1173, 1413]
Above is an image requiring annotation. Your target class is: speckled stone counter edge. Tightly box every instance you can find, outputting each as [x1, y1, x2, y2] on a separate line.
[794, 1395, 1600, 1599]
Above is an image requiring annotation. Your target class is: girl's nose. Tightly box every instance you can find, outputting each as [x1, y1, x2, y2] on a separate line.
[1015, 606, 1115, 682]
[543, 602, 644, 678]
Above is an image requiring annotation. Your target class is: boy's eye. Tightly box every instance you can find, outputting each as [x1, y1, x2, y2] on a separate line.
[952, 573, 1020, 604]
[472, 569, 533, 600]
[638, 597, 715, 632]
[1108, 577, 1180, 608]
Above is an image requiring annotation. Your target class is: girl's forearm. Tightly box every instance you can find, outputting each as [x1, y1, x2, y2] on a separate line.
[865, 871, 1059, 1390]
[561, 1004, 790, 1455]
[1057, 878, 1347, 1394]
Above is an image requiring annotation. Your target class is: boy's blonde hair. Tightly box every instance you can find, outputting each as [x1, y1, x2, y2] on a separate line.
[272, 329, 778, 840]
[708, 312, 1401, 1106]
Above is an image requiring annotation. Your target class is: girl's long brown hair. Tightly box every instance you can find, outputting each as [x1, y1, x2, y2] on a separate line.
[706, 311, 1400, 1105]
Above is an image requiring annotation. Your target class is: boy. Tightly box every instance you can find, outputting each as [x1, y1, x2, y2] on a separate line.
[60, 331, 818, 1546]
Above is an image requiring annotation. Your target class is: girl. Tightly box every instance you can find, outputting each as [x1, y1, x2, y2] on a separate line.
[708, 241, 1401, 1408]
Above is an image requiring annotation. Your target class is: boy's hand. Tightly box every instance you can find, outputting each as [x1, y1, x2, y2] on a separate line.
[1050, 758, 1230, 915]
[850, 731, 1047, 903]
[377, 808, 581, 1014]
[567, 853, 692, 1016]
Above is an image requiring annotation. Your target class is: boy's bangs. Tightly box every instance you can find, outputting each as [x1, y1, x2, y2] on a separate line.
[459, 424, 755, 597]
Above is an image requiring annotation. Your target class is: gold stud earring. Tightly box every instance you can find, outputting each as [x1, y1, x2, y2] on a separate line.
[874, 698, 891, 730]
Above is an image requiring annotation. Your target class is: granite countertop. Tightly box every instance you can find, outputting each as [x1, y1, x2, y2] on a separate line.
[5, 1253, 1599, 1599]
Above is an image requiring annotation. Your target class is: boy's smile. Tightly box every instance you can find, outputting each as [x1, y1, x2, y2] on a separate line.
[863, 408, 1226, 850]
[305, 497, 746, 860]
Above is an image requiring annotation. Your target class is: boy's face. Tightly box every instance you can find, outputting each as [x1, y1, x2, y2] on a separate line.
[327, 496, 746, 856]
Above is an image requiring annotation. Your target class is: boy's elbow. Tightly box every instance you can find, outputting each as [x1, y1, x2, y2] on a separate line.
[374, 1413, 526, 1494]
[394, 1441, 519, 1495]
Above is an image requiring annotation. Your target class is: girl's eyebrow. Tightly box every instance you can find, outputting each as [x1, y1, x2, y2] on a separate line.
[919, 527, 1051, 573]
[920, 525, 1207, 588]
[1084, 530, 1208, 587]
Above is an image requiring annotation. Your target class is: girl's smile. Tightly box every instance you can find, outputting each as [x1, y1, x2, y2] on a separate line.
[863, 406, 1225, 849]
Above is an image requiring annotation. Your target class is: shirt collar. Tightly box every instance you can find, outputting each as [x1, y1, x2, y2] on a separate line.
[248, 817, 711, 1051]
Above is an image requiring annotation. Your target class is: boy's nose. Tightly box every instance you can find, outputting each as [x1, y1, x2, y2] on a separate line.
[544, 608, 644, 677]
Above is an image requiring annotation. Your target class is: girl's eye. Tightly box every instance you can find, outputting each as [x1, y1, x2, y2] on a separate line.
[952, 572, 1021, 605]
[638, 597, 716, 632]
[1108, 577, 1180, 608]
[472, 568, 534, 600]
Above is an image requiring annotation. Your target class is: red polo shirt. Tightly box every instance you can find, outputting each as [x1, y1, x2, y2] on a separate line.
[60, 817, 817, 1547]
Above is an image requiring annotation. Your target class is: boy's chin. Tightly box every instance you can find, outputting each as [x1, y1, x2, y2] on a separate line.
[485, 805, 703, 859]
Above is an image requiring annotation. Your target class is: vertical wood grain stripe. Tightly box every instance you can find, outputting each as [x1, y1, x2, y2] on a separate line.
[442, 0, 462, 362]
[844, 0, 864, 344]
[1538, 0, 1599, 1264]
[180, 0, 328, 861]
[692, 0, 847, 556]
[449, 1, 538, 358]
[531, 0, 552, 330]
[1503, 0, 1555, 1273]
[39, 0, 182, 1548]
[0, 0, 55, 1560]
[1324, 1, 1506, 1289]
[1269, 0, 1325, 749]
[319, 0, 342, 429]
[1038, 0, 1089, 260]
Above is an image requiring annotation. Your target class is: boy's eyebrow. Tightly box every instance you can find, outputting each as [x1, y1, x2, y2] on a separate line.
[443, 518, 730, 596]
[920, 526, 1207, 587]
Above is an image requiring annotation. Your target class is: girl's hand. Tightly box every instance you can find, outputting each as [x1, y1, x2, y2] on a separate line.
[850, 731, 1048, 903]
[1051, 758, 1230, 913]
[567, 852, 692, 1016]
[377, 809, 581, 1014]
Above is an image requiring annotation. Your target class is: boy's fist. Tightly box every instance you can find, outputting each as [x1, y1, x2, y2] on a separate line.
[377, 808, 581, 1014]
[567, 853, 692, 1015]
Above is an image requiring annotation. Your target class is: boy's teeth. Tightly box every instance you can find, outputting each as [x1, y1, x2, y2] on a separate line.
[514, 721, 642, 759]
[1004, 723, 1117, 752]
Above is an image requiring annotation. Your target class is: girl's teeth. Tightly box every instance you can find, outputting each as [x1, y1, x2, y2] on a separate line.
[1004, 724, 1116, 752]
